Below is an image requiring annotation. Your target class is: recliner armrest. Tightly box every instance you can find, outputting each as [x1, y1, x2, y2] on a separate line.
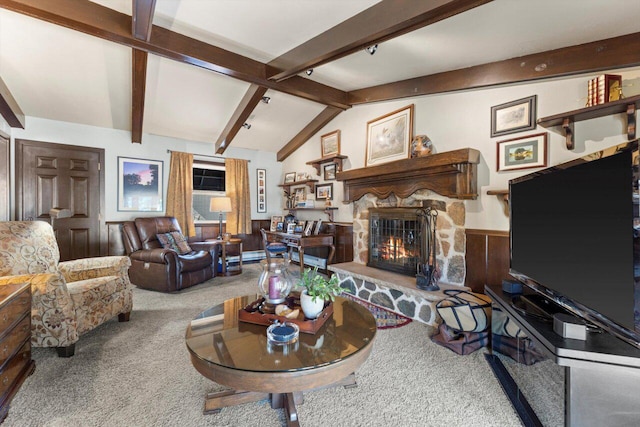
[129, 248, 179, 264]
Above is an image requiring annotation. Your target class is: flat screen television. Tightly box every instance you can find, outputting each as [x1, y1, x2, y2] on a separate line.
[509, 139, 640, 349]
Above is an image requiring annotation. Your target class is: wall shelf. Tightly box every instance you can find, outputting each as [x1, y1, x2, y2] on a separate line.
[537, 94, 640, 150]
[487, 189, 509, 216]
[306, 155, 349, 176]
[287, 207, 338, 222]
[278, 179, 319, 193]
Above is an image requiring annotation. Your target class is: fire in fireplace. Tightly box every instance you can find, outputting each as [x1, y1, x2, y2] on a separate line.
[368, 208, 421, 276]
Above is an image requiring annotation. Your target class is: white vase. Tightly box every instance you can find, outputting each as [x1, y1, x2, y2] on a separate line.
[300, 290, 325, 319]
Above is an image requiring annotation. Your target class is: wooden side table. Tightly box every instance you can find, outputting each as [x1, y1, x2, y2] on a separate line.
[0, 282, 35, 422]
[208, 238, 243, 276]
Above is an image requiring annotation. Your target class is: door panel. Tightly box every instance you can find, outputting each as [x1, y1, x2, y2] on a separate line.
[16, 139, 104, 261]
[0, 134, 9, 221]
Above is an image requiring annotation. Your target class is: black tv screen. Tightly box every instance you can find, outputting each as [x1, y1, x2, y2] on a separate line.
[509, 140, 640, 348]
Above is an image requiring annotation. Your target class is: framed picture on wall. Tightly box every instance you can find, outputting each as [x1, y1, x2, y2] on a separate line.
[366, 104, 413, 166]
[490, 95, 537, 137]
[321, 130, 340, 157]
[315, 183, 333, 200]
[117, 157, 163, 212]
[496, 132, 548, 172]
[284, 172, 296, 184]
[323, 163, 337, 181]
[257, 168, 267, 213]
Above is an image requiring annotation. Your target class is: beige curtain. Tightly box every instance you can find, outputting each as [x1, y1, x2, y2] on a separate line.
[166, 151, 195, 237]
[225, 158, 251, 235]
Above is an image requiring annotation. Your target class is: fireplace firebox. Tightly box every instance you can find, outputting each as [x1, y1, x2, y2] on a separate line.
[368, 208, 421, 276]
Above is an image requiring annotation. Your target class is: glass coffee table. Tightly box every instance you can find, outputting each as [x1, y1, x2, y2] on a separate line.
[185, 294, 377, 426]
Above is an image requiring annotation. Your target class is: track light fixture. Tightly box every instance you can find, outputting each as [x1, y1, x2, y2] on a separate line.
[365, 44, 378, 55]
[306, 68, 313, 76]
[242, 123, 251, 129]
[261, 96, 271, 104]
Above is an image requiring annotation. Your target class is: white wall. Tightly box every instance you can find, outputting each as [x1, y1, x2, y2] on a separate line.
[282, 67, 640, 231]
[8, 118, 282, 221]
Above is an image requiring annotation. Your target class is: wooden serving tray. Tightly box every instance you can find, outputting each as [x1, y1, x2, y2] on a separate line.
[238, 297, 333, 334]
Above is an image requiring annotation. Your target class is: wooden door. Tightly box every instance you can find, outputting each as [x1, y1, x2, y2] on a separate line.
[16, 139, 104, 261]
[0, 133, 8, 221]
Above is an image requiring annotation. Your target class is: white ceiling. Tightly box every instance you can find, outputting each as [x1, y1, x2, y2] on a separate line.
[0, 0, 639, 153]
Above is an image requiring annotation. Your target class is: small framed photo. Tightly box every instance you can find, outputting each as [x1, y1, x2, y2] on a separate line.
[323, 163, 337, 181]
[286, 223, 296, 234]
[270, 215, 283, 232]
[321, 130, 340, 157]
[295, 172, 307, 182]
[294, 187, 306, 205]
[294, 221, 306, 234]
[491, 95, 537, 137]
[496, 132, 548, 172]
[315, 183, 333, 200]
[304, 221, 315, 236]
[284, 172, 296, 184]
[366, 104, 413, 166]
[256, 169, 266, 213]
[276, 222, 284, 232]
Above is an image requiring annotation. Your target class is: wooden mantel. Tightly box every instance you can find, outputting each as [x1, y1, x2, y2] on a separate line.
[336, 148, 480, 202]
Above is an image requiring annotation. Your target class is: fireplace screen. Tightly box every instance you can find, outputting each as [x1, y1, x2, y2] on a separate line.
[368, 208, 421, 276]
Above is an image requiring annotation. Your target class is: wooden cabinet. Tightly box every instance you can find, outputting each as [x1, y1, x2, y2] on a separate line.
[0, 282, 35, 422]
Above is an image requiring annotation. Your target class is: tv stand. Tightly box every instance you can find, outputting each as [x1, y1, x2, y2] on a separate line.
[486, 284, 640, 427]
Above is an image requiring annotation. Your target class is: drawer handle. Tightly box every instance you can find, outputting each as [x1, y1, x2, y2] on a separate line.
[2, 377, 8, 385]
[22, 325, 29, 332]
[2, 346, 7, 355]
[2, 315, 6, 323]
[22, 352, 28, 359]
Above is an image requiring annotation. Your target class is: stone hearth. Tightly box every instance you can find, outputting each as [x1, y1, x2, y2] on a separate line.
[330, 262, 468, 326]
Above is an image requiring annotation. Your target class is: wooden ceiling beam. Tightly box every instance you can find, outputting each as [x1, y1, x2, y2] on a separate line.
[0, 76, 25, 129]
[131, 49, 147, 144]
[132, 0, 156, 41]
[277, 107, 343, 162]
[215, 85, 268, 154]
[267, 0, 492, 82]
[348, 32, 640, 105]
[130, 0, 155, 144]
[0, 0, 350, 109]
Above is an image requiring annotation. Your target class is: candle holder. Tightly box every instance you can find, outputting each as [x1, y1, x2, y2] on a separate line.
[257, 258, 293, 311]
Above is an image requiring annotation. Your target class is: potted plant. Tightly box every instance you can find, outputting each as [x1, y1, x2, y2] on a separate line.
[298, 267, 342, 319]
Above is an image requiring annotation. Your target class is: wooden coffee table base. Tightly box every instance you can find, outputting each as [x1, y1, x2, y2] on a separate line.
[203, 373, 358, 426]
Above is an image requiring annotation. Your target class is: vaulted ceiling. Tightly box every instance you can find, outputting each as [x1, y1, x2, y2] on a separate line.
[1, 0, 639, 161]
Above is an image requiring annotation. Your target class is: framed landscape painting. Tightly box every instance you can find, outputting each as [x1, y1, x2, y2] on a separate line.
[496, 132, 547, 172]
[118, 157, 163, 212]
[491, 95, 537, 137]
[321, 130, 340, 157]
[366, 104, 413, 166]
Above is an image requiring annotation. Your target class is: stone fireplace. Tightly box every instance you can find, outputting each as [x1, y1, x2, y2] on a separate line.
[354, 190, 467, 286]
[331, 148, 479, 324]
[368, 207, 421, 276]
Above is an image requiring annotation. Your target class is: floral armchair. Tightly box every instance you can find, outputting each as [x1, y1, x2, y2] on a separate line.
[0, 221, 133, 357]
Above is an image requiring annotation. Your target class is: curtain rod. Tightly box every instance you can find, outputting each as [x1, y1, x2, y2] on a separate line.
[165, 149, 250, 162]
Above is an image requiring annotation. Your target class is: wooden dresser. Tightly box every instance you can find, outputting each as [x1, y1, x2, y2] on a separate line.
[0, 282, 35, 422]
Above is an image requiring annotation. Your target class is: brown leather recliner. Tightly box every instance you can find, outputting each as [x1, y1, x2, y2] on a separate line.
[122, 217, 219, 292]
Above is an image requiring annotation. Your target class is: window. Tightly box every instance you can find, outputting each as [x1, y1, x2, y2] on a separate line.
[192, 162, 225, 222]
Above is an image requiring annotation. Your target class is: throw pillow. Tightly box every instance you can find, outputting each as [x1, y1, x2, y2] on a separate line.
[156, 231, 192, 255]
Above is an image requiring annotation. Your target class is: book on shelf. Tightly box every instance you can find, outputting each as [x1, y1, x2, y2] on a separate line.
[587, 74, 622, 106]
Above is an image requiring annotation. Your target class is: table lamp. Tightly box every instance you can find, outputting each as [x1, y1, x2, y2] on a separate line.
[210, 197, 232, 239]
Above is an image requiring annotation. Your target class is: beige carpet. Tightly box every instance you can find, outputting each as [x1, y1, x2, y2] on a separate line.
[5, 264, 520, 427]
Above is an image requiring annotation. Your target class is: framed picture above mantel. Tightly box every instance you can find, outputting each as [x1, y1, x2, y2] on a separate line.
[366, 104, 413, 167]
